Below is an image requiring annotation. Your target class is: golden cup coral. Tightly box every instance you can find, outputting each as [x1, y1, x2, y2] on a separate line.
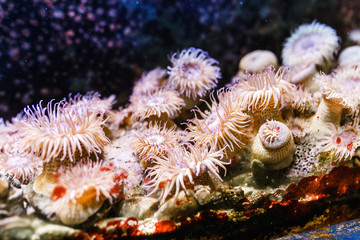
[233, 66, 294, 130]
[186, 89, 250, 153]
[167, 47, 221, 100]
[18, 99, 110, 195]
[47, 160, 125, 225]
[282, 21, 340, 68]
[251, 120, 294, 170]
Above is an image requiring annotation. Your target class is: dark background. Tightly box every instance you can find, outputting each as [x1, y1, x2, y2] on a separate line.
[0, 0, 358, 120]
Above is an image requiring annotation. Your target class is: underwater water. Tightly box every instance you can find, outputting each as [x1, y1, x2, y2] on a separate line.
[1, 0, 360, 239]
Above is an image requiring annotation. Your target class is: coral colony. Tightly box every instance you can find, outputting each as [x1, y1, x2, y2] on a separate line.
[1, 21, 360, 238]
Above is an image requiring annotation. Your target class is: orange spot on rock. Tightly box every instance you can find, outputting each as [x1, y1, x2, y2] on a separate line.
[336, 137, 341, 145]
[155, 220, 177, 234]
[347, 142, 353, 151]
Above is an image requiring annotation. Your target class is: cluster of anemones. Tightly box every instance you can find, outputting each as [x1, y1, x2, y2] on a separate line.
[123, 47, 233, 205]
[3, 20, 360, 230]
[0, 92, 130, 226]
[0, 93, 113, 199]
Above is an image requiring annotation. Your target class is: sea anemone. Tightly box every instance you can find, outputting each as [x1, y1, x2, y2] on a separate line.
[20, 100, 109, 163]
[131, 122, 183, 168]
[130, 88, 185, 126]
[167, 47, 221, 100]
[107, 105, 135, 131]
[18, 99, 110, 195]
[309, 71, 359, 134]
[320, 122, 360, 163]
[145, 145, 226, 204]
[332, 65, 360, 90]
[47, 160, 125, 225]
[284, 63, 320, 93]
[233, 66, 294, 130]
[282, 21, 340, 68]
[0, 119, 17, 150]
[251, 120, 294, 170]
[287, 86, 320, 116]
[186, 89, 250, 153]
[187, 144, 227, 182]
[65, 91, 115, 116]
[338, 46, 360, 67]
[238, 50, 278, 73]
[285, 117, 311, 144]
[132, 67, 167, 96]
[0, 145, 42, 184]
[349, 29, 360, 45]
[145, 147, 194, 204]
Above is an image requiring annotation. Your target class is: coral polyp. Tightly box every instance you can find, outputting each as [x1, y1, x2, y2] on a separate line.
[167, 48, 221, 99]
[186, 89, 250, 152]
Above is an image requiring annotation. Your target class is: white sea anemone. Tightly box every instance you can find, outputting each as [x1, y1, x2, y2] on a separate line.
[167, 48, 221, 99]
[282, 21, 340, 67]
[186, 89, 250, 152]
[47, 160, 125, 225]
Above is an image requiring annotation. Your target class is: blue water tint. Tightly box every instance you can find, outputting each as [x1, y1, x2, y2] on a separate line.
[279, 219, 360, 239]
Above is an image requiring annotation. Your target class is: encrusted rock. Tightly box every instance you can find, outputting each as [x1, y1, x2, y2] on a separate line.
[194, 185, 211, 206]
[154, 190, 198, 221]
[0, 180, 25, 217]
[0, 216, 79, 239]
[0, 178, 9, 199]
[23, 182, 54, 221]
[117, 197, 158, 220]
